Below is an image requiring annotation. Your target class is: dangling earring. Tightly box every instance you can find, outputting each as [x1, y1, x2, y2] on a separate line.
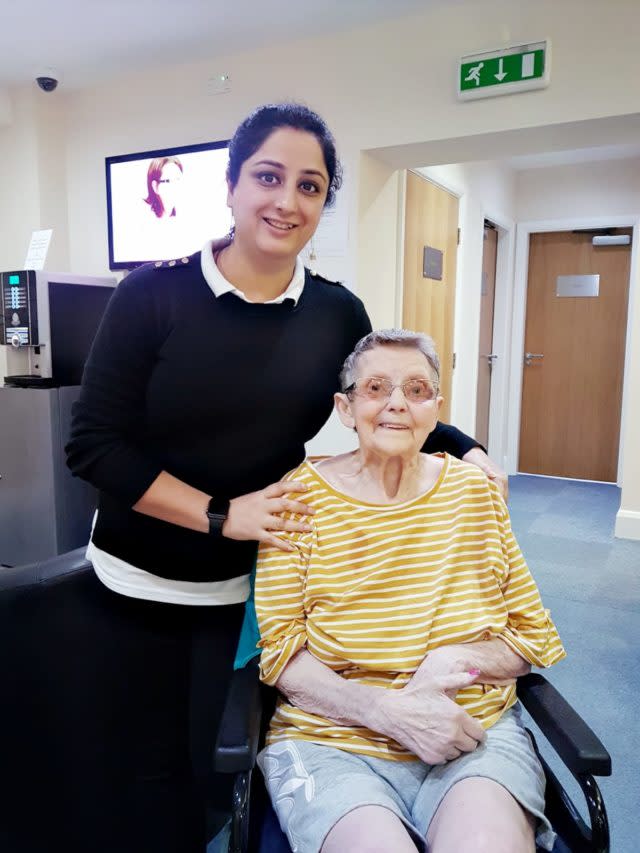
[309, 236, 317, 262]
[228, 224, 235, 241]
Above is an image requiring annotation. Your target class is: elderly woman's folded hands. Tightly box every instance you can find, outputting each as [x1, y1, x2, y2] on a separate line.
[362, 637, 532, 766]
[371, 668, 485, 765]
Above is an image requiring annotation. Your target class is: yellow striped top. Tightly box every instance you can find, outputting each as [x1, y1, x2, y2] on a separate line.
[255, 454, 565, 761]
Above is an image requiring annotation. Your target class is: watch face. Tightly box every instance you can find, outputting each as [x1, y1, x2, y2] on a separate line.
[207, 497, 230, 517]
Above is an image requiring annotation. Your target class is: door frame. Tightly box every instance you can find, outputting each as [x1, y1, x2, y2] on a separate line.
[505, 215, 640, 485]
[483, 216, 515, 466]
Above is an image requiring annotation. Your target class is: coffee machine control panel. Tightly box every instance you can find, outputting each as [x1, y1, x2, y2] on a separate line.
[1, 270, 39, 348]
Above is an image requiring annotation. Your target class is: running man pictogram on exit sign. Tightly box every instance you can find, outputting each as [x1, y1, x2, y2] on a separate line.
[458, 41, 551, 100]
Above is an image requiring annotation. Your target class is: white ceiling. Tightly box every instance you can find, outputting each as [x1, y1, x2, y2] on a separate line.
[1, 0, 433, 90]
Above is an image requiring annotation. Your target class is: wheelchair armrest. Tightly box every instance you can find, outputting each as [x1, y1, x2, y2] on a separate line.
[517, 673, 611, 778]
[214, 660, 263, 774]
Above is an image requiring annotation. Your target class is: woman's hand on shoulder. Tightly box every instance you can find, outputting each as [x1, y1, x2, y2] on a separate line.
[222, 480, 314, 551]
[462, 447, 509, 501]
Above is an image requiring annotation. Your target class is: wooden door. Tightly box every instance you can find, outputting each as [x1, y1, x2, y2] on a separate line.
[402, 172, 458, 421]
[475, 222, 498, 449]
[519, 229, 631, 481]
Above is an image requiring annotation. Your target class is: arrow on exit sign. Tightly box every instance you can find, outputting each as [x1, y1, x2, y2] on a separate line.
[458, 41, 550, 100]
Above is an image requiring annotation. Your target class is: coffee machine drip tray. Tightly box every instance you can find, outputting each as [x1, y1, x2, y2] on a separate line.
[4, 374, 56, 388]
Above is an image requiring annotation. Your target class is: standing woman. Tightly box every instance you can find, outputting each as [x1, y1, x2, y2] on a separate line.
[66, 103, 502, 852]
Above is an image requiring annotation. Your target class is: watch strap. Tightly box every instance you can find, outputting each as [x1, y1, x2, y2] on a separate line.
[206, 496, 230, 536]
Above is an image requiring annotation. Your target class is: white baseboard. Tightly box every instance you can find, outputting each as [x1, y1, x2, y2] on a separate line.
[615, 509, 640, 541]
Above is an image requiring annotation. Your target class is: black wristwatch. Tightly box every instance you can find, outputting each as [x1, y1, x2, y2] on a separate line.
[206, 496, 230, 536]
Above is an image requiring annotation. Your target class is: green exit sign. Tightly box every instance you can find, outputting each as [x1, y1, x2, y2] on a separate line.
[458, 41, 550, 100]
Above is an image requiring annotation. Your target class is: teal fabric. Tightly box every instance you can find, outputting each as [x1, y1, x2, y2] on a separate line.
[233, 560, 261, 670]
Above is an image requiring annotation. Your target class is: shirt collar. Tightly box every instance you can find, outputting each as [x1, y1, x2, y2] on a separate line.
[200, 238, 305, 305]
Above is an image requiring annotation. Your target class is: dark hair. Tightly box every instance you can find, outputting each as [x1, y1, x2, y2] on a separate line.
[144, 156, 183, 218]
[227, 103, 342, 208]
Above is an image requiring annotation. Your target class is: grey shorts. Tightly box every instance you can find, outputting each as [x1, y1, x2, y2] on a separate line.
[258, 704, 556, 853]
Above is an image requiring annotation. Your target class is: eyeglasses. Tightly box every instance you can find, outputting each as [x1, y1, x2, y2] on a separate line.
[345, 376, 439, 403]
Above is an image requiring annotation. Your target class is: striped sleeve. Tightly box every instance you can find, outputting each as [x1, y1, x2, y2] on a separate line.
[255, 517, 314, 686]
[492, 484, 566, 668]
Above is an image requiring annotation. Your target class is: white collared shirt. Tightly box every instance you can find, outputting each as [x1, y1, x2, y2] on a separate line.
[200, 239, 305, 305]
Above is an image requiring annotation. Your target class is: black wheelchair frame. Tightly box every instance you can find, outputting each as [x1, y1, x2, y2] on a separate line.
[215, 663, 612, 853]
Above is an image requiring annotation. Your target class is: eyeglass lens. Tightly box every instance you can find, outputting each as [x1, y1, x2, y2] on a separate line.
[356, 377, 437, 402]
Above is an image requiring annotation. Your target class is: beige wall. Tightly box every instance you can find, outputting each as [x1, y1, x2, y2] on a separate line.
[0, 90, 40, 271]
[33, 93, 71, 272]
[357, 153, 404, 329]
[0, 87, 71, 378]
[0, 88, 71, 271]
[617, 270, 640, 538]
[516, 159, 640, 221]
[0, 90, 39, 379]
[0, 88, 11, 127]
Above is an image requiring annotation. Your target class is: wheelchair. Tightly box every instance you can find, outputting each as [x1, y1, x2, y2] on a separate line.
[1, 549, 611, 853]
[215, 661, 612, 853]
[1, 549, 233, 853]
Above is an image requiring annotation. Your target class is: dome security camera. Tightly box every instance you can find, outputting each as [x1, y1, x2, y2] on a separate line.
[36, 76, 58, 93]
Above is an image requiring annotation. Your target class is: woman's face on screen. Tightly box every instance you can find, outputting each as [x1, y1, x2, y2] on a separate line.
[227, 127, 329, 261]
[152, 161, 183, 217]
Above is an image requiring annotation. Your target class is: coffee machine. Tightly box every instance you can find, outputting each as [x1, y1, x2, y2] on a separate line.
[1, 270, 116, 566]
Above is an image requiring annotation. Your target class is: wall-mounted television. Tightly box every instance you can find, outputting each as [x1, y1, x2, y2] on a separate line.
[105, 139, 232, 270]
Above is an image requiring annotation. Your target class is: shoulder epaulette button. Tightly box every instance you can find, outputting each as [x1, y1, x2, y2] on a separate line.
[153, 256, 190, 270]
[308, 268, 341, 286]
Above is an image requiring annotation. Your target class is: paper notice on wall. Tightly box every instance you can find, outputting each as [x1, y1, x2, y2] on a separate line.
[302, 167, 349, 262]
[24, 229, 53, 270]
[310, 205, 349, 257]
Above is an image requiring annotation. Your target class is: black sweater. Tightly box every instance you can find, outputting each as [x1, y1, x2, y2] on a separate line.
[67, 255, 479, 582]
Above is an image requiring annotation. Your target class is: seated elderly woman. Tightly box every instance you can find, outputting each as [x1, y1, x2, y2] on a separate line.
[255, 329, 565, 853]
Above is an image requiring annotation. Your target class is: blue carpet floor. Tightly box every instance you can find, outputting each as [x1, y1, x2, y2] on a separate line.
[210, 474, 640, 852]
[509, 474, 639, 853]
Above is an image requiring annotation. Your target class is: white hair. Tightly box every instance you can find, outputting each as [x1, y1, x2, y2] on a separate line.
[339, 329, 440, 391]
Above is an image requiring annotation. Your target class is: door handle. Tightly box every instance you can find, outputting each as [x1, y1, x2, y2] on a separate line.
[482, 353, 498, 369]
[524, 352, 544, 366]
